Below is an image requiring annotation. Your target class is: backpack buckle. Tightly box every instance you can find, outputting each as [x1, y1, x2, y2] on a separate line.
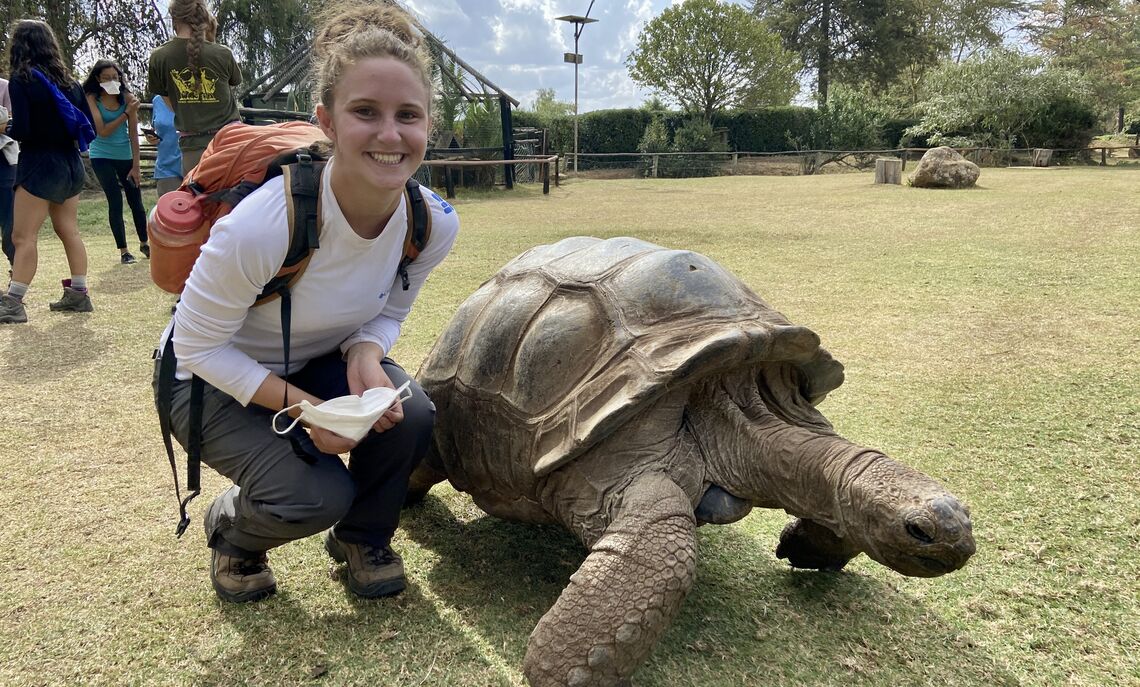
[175, 513, 191, 537]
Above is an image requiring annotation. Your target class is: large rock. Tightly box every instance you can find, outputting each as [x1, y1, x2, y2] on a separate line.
[909, 146, 980, 188]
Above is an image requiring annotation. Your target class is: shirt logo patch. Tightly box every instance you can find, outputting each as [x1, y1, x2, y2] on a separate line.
[430, 191, 454, 214]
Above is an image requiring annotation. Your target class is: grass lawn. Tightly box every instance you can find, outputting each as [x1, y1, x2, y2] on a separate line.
[0, 167, 1137, 686]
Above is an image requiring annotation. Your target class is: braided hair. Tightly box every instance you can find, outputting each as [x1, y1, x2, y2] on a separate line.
[169, 0, 213, 90]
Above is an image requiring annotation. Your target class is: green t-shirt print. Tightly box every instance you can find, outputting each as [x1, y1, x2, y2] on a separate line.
[148, 38, 242, 135]
[170, 66, 227, 104]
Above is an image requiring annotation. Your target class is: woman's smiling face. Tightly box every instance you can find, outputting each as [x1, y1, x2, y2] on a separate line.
[317, 56, 430, 200]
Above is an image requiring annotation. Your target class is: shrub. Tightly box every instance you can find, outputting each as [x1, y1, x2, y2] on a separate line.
[1021, 97, 1099, 151]
[813, 85, 890, 150]
[637, 117, 672, 177]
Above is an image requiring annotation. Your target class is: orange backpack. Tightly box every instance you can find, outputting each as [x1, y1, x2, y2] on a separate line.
[148, 120, 432, 299]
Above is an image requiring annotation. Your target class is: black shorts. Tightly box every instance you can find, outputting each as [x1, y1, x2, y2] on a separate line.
[15, 148, 86, 204]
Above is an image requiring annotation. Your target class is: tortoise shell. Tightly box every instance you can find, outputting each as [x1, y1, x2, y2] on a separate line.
[417, 236, 844, 478]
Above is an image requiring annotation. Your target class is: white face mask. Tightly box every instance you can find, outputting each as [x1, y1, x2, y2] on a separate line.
[100, 80, 121, 95]
[272, 382, 412, 442]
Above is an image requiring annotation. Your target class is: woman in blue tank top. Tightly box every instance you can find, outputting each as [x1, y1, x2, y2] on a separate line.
[83, 60, 148, 265]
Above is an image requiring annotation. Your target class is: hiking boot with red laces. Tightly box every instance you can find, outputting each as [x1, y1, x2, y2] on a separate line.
[48, 280, 93, 312]
[210, 549, 277, 603]
[325, 531, 406, 598]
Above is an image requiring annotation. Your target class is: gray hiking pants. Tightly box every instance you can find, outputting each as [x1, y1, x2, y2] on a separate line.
[153, 351, 434, 556]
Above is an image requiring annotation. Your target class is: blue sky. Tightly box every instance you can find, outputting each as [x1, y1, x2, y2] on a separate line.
[402, 0, 755, 112]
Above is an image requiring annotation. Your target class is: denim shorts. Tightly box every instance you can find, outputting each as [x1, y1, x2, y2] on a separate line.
[15, 148, 86, 204]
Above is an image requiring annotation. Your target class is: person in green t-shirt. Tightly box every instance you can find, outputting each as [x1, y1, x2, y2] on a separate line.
[147, 0, 242, 174]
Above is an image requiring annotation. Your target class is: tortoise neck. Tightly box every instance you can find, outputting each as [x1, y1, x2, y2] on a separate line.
[693, 375, 878, 538]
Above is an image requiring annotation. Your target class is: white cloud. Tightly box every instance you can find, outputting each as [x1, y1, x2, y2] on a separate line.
[417, 0, 757, 112]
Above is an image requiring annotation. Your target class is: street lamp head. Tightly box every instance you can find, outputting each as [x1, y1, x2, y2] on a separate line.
[555, 15, 598, 25]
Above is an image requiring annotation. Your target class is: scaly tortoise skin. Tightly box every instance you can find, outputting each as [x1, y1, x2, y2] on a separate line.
[409, 236, 975, 686]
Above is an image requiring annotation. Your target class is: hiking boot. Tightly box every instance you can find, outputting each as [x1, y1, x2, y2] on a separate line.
[48, 280, 93, 313]
[325, 531, 406, 598]
[210, 549, 277, 603]
[0, 293, 27, 324]
[139, 243, 151, 259]
[121, 252, 137, 265]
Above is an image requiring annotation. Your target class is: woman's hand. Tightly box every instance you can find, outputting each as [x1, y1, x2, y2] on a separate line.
[309, 426, 358, 455]
[128, 165, 141, 186]
[345, 342, 404, 433]
[125, 94, 140, 115]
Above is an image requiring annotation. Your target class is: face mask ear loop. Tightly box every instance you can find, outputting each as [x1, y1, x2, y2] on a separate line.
[395, 380, 413, 403]
[272, 403, 304, 435]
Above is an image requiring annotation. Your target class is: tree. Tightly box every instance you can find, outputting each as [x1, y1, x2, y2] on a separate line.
[215, 0, 316, 93]
[6, 0, 168, 81]
[528, 88, 574, 123]
[626, 0, 799, 120]
[434, 58, 467, 136]
[751, 0, 1021, 104]
[1025, 0, 1140, 131]
[906, 49, 1095, 147]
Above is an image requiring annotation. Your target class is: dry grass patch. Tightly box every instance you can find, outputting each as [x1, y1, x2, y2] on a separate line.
[1, 167, 1137, 686]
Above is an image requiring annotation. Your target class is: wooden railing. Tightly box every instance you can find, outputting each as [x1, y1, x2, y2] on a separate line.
[420, 155, 561, 198]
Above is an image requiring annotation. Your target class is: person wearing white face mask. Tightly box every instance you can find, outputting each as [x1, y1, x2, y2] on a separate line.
[152, 1, 460, 604]
[83, 59, 149, 265]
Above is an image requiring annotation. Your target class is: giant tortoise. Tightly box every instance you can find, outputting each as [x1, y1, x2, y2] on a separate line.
[408, 236, 975, 686]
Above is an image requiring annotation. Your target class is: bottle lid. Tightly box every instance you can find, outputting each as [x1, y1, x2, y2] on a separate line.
[155, 191, 204, 234]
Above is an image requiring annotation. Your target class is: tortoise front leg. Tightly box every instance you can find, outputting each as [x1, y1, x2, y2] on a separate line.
[776, 517, 861, 571]
[524, 473, 696, 687]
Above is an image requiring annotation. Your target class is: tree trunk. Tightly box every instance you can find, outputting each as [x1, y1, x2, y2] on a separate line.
[874, 158, 902, 184]
[817, 0, 832, 105]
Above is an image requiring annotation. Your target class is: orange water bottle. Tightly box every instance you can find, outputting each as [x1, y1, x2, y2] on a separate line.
[148, 190, 208, 294]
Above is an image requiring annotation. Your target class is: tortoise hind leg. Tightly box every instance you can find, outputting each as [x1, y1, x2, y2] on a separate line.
[776, 517, 861, 571]
[404, 451, 447, 506]
[524, 473, 696, 687]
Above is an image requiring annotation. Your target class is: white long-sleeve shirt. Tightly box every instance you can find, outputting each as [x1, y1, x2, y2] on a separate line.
[158, 156, 460, 406]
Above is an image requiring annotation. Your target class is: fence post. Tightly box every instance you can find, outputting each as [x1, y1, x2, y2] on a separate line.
[555, 157, 560, 187]
[731, 152, 738, 174]
[651, 155, 659, 178]
[443, 165, 455, 199]
[1102, 147, 1107, 166]
[500, 95, 515, 189]
[542, 160, 550, 195]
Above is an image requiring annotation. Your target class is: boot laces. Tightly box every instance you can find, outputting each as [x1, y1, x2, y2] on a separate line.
[363, 545, 396, 567]
[234, 554, 270, 576]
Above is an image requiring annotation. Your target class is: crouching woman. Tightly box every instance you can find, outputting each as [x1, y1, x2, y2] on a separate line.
[153, 0, 458, 603]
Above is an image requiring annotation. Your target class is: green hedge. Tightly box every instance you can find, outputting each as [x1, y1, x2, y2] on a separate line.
[712, 107, 818, 152]
[513, 106, 819, 157]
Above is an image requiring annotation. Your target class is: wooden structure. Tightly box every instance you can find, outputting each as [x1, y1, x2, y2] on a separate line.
[874, 158, 902, 184]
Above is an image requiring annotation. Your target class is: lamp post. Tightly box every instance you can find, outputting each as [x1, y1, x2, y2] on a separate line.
[556, 3, 597, 174]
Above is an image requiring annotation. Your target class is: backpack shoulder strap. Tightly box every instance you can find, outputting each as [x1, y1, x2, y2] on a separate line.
[253, 153, 324, 307]
[397, 178, 432, 291]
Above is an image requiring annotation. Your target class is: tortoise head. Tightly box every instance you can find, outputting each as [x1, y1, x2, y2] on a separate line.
[844, 454, 975, 577]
